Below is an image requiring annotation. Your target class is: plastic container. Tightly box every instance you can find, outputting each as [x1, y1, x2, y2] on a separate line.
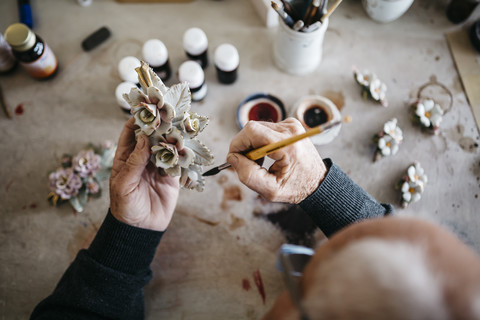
[214, 43, 239, 84]
[115, 81, 137, 114]
[362, 0, 414, 23]
[118, 56, 141, 84]
[178, 60, 207, 102]
[0, 34, 17, 74]
[142, 39, 171, 82]
[183, 27, 209, 69]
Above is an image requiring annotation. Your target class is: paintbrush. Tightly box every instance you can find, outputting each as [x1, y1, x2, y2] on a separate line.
[321, 0, 342, 22]
[271, 1, 295, 27]
[203, 120, 341, 177]
[303, 0, 321, 26]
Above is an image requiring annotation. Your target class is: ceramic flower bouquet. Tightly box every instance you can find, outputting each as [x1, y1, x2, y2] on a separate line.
[48, 141, 117, 213]
[397, 162, 427, 208]
[372, 118, 403, 161]
[123, 61, 214, 191]
[353, 67, 388, 107]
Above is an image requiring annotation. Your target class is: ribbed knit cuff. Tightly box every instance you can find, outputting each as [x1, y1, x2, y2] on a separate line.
[300, 159, 394, 237]
[88, 210, 164, 275]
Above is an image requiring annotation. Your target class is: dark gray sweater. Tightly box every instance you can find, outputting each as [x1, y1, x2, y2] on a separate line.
[30, 159, 393, 319]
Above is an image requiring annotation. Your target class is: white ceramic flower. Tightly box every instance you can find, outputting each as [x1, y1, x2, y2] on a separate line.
[401, 181, 423, 204]
[180, 164, 205, 192]
[72, 149, 101, 178]
[150, 127, 195, 176]
[407, 162, 428, 186]
[174, 112, 209, 139]
[415, 99, 444, 129]
[383, 118, 403, 143]
[369, 78, 387, 105]
[355, 69, 375, 87]
[378, 134, 400, 156]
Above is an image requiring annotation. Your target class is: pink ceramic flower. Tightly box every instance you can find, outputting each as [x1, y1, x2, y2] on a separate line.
[49, 168, 83, 200]
[73, 149, 101, 178]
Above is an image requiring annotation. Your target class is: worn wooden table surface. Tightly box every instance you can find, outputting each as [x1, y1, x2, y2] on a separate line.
[0, 0, 479, 319]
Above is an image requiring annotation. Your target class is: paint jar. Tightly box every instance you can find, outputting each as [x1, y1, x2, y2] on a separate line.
[118, 56, 141, 84]
[273, 18, 329, 75]
[0, 34, 17, 74]
[178, 60, 207, 102]
[362, 0, 414, 23]
[292, 95, 341, 145]
[183, 27, 209, 69]
[115, 81, 137, 114]
[236, 93, 285, 129]
[4, 23, 58, 80]
[214, 43, 239, 84]
[142, 39, 171, 82]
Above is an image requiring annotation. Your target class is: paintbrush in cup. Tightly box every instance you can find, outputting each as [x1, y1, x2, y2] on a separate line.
[203, 120, 341, 177]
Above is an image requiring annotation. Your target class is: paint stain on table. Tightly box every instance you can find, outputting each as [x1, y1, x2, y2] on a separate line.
[221, 185, 243, 210]
[193, 215, 220, 226]
[229, 214, 246, 230]
[242, 278, 251, 291]
[322, 90, 345, 111]
[253, 269, 266, 305]
[15, 104, 24, 115]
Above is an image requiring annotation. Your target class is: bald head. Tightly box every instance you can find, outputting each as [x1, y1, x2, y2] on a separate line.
[264, 217, 480, 320]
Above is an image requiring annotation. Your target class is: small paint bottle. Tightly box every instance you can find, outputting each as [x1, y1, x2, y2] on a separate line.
[115, 81, 137, 114]
[183, 27, 209, 69]
[0, 34, 17, 74]
[4, 23, 58, 80]
[118, 56, 141, 85]
[214, 43, 239, 85]
[142, 39, 171, 82]
[178, 60, 207, 102]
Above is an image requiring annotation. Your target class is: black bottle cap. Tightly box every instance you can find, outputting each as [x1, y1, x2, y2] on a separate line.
[81, 26, 111, 52]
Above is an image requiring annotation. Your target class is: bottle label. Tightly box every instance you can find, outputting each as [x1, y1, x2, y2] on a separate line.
[20, 43, 58, 78]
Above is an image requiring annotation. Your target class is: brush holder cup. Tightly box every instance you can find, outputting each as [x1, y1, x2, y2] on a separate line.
[273, 17, 329, 75]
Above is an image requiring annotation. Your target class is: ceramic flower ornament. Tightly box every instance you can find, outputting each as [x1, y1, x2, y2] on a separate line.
[48, 142, 117, 213]
[353, 67, 388, 107]
[372, 118, 403, 161]
[397, 161, 427, 208]
[123, 61, 214, 191]
[411, 98, 444, 135]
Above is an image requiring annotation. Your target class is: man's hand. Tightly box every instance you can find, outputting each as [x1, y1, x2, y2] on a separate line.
[109, 118, 180, 232]
[227, 118, 327, 204]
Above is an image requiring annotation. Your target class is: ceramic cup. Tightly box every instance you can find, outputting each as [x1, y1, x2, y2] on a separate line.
[362, 0, 414, 23]
[291, 95, 342, 145]
[273, 18, 329, 75]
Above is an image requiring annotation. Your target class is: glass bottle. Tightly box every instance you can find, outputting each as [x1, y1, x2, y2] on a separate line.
[4, 23, 58, 80]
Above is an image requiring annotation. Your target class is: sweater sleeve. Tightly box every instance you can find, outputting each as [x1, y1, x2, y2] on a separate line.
[300, 159, 394, 238]
[30, 210, 164, 320]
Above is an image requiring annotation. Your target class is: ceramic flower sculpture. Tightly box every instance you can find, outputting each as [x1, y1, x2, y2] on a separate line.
[123, 61, 213, 191]
[353, 67, 388, 107]
[411, 98, 444, 135]
[372, 118, 403, 161]
[48, 141, 117, 213]
[397, 161, 427, 208]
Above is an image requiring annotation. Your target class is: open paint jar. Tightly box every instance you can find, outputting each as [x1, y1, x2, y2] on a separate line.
[236, 93, 286, 129]
[292, 95, 342, 145]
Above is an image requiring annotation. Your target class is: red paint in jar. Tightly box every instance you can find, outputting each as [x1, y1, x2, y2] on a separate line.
[248, 102, 279, 123]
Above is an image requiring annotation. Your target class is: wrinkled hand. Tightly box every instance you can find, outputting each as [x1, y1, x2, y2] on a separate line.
[109, 118, 180, 232]
[227, 118, 327, 204]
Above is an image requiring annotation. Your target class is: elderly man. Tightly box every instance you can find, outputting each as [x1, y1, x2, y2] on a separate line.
[31, 118, 480, 320]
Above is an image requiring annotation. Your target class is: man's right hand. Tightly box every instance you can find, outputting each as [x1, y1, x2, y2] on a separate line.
[227, 118, 327, 204]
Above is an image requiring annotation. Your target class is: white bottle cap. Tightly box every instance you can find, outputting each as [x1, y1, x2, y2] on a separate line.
[214, 43, 239, 72]
[178, 60, 204, 89]
[115, 81, 137, 110]
[183, 27, 208, 56]
[118, 56, 141, 83]
[142, 39, 168, 67]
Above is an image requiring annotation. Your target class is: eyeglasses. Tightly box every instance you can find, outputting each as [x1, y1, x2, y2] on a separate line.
[276, 244, 315, 320]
